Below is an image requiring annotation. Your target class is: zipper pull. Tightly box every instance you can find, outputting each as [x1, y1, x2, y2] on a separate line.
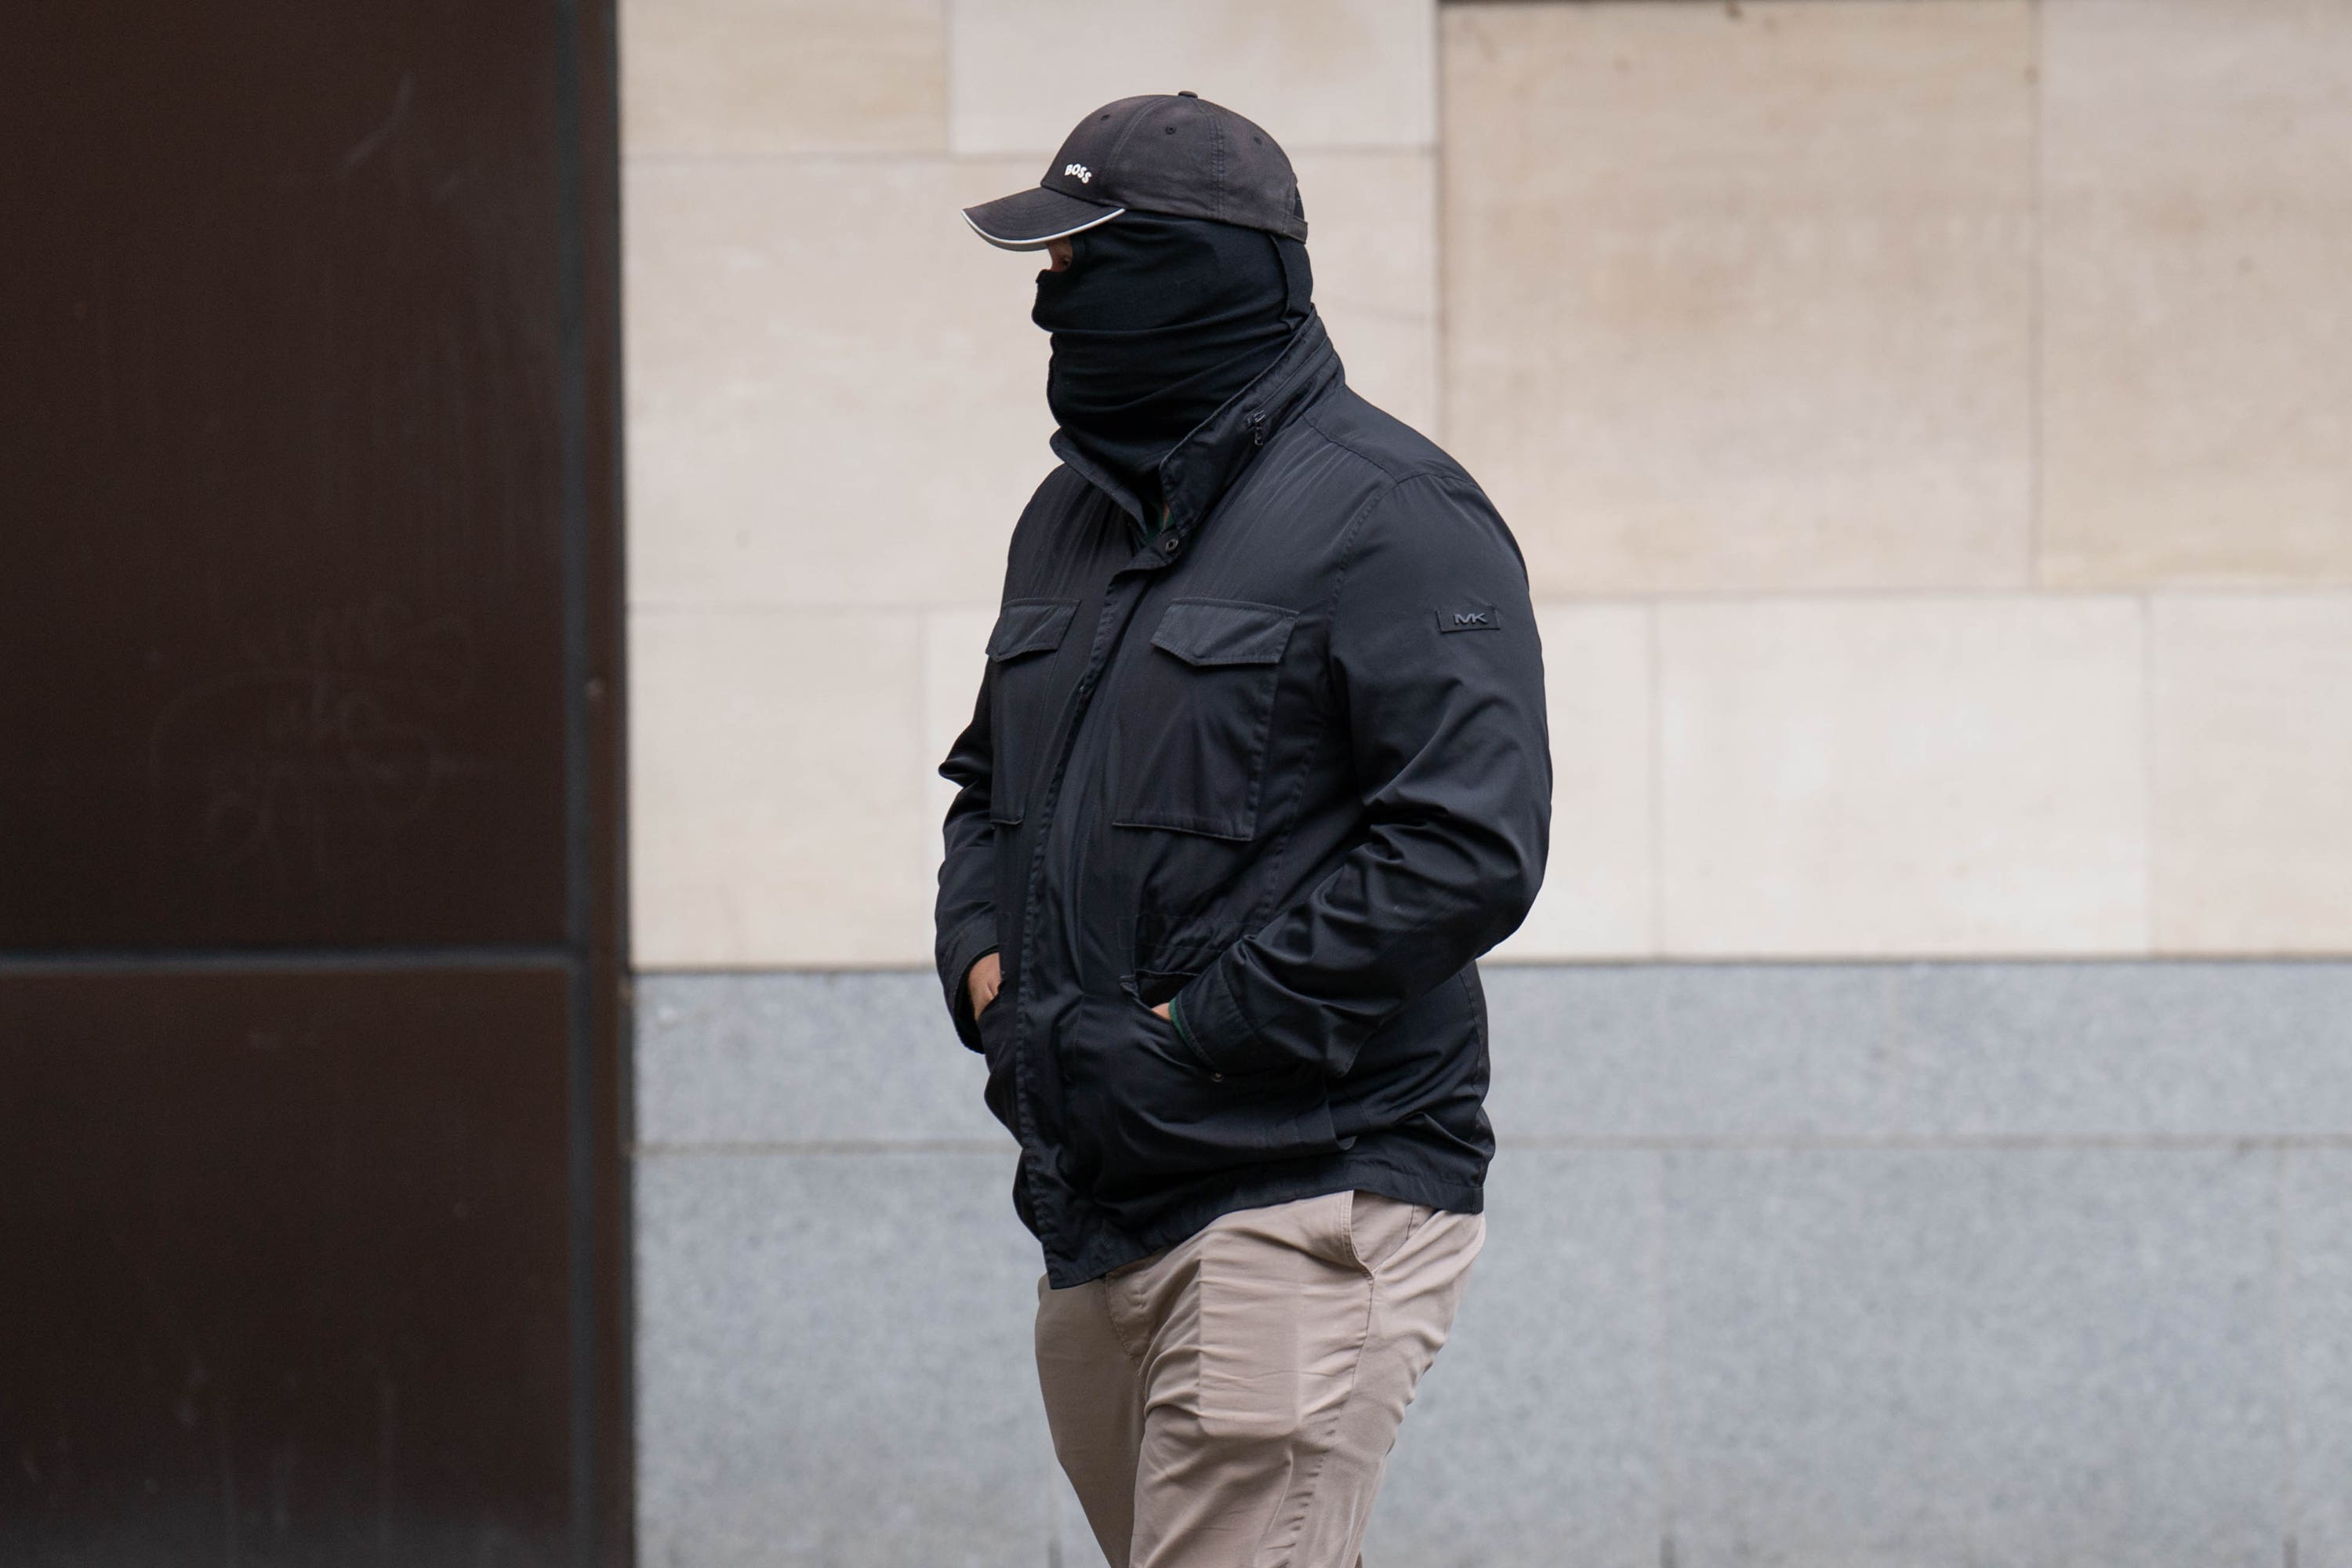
[1247, 411, 1267, 447]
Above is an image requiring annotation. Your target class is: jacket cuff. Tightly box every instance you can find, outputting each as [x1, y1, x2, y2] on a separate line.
[1171, 960, 1275, 1076]
[937, 913, 1000, 1053]
[1163, 996, 1221, 1076]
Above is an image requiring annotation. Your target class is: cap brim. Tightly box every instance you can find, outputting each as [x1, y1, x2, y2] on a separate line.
[961, 185, 1126, 250]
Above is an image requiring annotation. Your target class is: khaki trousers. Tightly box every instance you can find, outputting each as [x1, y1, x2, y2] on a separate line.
[1035, 1189, 1484, 1568]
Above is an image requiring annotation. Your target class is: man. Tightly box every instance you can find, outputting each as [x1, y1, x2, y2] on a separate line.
[935, 92, 1550, 1568]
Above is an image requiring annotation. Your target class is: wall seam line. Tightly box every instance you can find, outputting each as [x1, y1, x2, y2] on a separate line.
[2141, 592, 2162, 956]
[630, 1134, 2352, 1159]
[1646, 601, 1668, 958]
[2274, 1145, 2303, 1568]
[2027, 0, 2047, 589]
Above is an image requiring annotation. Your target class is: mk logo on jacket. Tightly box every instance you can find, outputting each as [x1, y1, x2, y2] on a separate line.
[1439, 605, 1501, 633]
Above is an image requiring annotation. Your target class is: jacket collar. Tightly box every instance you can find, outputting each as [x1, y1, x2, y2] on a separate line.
[1050, 309, 1345, 547]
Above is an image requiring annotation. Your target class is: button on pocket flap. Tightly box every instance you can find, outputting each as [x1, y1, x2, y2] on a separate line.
[1149, 599, 1298, 668]
[987, 599, 1078, 662]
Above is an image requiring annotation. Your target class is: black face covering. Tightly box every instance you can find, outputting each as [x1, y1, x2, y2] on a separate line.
[1033, 211, 1312, 520]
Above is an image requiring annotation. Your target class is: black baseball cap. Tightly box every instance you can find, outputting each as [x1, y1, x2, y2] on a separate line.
[962, 91, 1308, 251]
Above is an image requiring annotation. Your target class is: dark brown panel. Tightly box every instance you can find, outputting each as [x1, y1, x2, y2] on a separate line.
[1, 5, 570, 946]
[0, 967, 573, 1565]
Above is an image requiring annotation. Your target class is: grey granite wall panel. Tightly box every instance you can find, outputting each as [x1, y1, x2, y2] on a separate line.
[1662, 1145, 2286, 1568]
[1483, 964, 1906, 1139]
[634, 1149, 1047, 1567]
[1480, 960, 2352, 1141]
[633, 962, 2350, 1566]
[1893, 962, 2352, 1138]
[2287, 1149, 2352, 1568]
[1366, 1149, 1668, 1567]
[636, 971, 1007, 1147]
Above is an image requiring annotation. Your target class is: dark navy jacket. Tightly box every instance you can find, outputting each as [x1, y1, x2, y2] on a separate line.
[935, 311, 1550, 1287]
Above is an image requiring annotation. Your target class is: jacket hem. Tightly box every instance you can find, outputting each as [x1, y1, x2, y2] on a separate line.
[1038, 1149, 1487, 1289]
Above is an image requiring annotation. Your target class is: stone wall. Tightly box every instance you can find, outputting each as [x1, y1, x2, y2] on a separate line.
[619, 3, 2352, 1563]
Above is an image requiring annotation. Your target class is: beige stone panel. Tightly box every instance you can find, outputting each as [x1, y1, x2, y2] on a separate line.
[1443, 2, 2034, 594]
[1321, 307, 1436, 440]
[626, 157, 1058, 611]
[1490, 604, 1655, 961]
[1658, 597, 2147, 956]
[920, 605, 999, 882]
[1291, 149, 1438, 434]
[2039, 0, 2352, 585]
[949, 0, 1435, 154]
[622, 0, 946, 154]
[630, 608, 933, 967]
[2151, 595, 2352, 952]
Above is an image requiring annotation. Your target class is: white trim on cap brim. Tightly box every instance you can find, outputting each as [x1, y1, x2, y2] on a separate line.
[962, 205, 1128, 251]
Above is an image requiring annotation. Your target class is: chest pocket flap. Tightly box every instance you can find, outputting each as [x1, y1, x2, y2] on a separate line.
[1115, 599, 1301, 841]
[1149, 599, 1297, 667]
[989, 598, 1079, 662]
[985, 598, 1079, 826]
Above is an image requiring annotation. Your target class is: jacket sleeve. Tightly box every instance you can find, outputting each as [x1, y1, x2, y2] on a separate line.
[934, 662, 1000, 1054]
[1173, 473, 1551, 1079]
